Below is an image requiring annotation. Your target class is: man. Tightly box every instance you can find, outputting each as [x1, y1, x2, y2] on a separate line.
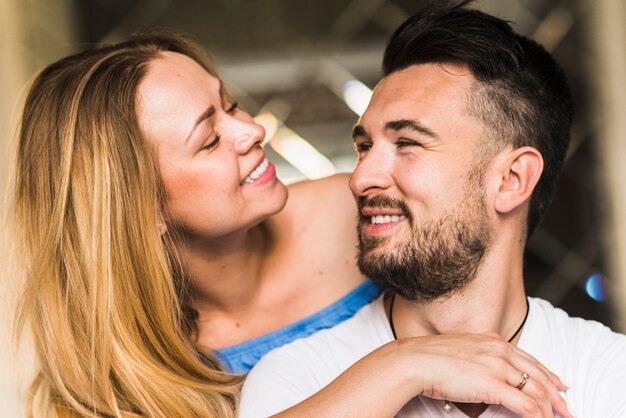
[239, 2, 626, 417]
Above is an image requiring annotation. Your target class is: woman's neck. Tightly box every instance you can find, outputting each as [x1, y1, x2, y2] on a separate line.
[181, 222, 296, 349]
[182, 223, 274, 311]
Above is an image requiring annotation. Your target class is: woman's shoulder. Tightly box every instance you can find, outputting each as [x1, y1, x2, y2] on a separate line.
[287, 173, 354, 204]
[279, 173, 356, 224]
[269, 173, 357, 247]
[262, 173, 364, 310]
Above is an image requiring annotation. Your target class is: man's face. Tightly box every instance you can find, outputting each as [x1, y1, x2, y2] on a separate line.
[349, 63, 492, 301]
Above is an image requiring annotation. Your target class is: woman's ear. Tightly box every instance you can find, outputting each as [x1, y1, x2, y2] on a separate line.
[494, 147, 543, 214]
[157, 213, 168, 236]
[157, 222, 168, 236]
[157, 223, 168, 236]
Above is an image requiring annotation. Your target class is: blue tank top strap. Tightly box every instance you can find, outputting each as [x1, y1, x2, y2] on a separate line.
[213, 280, 385, 373]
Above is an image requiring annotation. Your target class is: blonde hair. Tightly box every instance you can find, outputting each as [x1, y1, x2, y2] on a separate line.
[10, 34, 241, 417]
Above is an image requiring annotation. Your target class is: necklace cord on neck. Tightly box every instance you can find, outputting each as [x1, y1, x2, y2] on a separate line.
[388, 293, 530, 343]
[507, 297, 530, 343]
[389, 292, 398, 339]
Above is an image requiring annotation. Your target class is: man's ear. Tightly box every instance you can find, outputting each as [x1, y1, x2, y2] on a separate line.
[494, 147, 543, 214]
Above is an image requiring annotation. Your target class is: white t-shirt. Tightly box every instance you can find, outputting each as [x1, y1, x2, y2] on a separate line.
[239, 296, 626, 417]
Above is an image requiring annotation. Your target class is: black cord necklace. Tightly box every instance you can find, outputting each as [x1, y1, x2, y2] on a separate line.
[388, 293, 529, 342]
[387, 293, 530, 415]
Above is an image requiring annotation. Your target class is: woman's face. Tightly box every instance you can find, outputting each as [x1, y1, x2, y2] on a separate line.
[137, 51, 288, 240]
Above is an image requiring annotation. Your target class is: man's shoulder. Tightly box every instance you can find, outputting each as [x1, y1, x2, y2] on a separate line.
[258, 293, 391, 372]
[527, 297, 625, 343]
[526, 297, 626, 417]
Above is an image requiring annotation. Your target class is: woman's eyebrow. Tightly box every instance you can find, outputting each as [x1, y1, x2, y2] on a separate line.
[184, 79, 224, 144]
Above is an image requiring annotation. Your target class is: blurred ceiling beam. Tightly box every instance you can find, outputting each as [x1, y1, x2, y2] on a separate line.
[220, 47, 383, 95]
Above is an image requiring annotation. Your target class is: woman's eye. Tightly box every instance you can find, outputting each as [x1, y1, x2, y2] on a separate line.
[354, 142, 371, 153]
[201, 134, 221, 151]
[226, 101, 238, 114]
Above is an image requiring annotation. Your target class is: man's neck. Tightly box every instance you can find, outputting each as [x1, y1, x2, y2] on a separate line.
[390, 240, 528, 343]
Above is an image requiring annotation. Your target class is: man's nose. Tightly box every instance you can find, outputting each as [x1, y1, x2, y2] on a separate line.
[349, 148, 394, 197]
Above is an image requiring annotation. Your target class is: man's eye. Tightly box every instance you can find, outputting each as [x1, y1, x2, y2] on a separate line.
[201, 134, 221, 151]
[226, 101, 238, 113]
[396, 139, 419, 148]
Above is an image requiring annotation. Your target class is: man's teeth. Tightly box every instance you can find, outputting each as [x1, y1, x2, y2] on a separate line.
[242, 158, 269, 185]
[370, 215, 407, 224]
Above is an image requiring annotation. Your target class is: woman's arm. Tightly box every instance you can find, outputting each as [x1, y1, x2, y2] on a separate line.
[241, 334, 572, 418]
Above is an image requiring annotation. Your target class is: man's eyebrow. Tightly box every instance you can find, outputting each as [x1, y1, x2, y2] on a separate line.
[183, 79, 224, 145]
[352, 124, 369, 140]
[384, 119, 439, 139]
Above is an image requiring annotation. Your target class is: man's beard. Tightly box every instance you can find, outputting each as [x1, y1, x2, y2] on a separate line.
[356, 167, 491, 302]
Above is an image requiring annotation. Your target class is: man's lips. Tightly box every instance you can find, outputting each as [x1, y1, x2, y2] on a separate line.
[358, 196, 412, 232]
[359, 207, 408, 236]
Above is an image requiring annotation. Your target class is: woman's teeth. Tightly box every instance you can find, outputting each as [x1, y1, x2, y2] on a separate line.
[241, 158, 269, 185]
[370, 215, 406, 224]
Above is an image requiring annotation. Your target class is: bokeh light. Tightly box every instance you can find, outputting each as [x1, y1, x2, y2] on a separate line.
[342, 80, 373, 116]
[269, 128, 336, 179]
[585, 274, 606, 301]
[254, 112, 279, 145]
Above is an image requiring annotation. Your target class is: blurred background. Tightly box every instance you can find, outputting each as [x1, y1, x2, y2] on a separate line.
[1, 0, 625, 415]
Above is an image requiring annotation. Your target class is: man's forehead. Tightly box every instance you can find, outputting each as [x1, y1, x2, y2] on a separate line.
[361, 64, 475, 122]
[377, 63, 473, 97]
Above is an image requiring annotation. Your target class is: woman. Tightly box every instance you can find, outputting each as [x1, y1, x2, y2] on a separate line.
[10, 33, 569, 417]
[137, 45, 376, 373]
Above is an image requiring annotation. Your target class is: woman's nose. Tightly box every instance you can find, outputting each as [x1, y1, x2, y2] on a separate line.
[225, 112, 266, 154]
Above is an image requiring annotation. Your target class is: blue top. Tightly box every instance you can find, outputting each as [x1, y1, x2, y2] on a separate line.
[213, 280, 385, 373]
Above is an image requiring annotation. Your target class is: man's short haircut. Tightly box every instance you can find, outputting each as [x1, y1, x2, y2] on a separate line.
[382, 0, 573, 237]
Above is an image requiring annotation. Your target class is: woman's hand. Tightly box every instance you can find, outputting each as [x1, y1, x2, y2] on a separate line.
[383, 334, 572, 418]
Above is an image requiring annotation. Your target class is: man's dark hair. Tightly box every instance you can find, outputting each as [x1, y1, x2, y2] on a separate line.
[382, 0, 573, 237]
